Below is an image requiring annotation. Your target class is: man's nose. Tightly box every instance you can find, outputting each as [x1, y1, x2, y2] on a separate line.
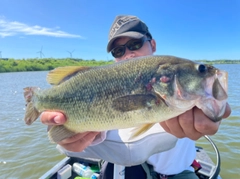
[124, 49, 135, 59]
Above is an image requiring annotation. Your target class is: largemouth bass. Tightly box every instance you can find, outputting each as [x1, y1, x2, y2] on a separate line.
[23, 55, 228, 143]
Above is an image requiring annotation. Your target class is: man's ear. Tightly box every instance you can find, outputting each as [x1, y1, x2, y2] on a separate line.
[150, 39, 156, 52]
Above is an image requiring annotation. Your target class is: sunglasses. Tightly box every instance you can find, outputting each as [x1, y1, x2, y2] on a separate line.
[111, 37, 151, 58]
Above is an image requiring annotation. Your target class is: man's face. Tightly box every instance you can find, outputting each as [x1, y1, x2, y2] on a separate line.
[112, 37, 156, 62]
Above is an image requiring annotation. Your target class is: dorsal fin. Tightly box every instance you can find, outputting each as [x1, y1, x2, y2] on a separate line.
[47, 66, 94, 85]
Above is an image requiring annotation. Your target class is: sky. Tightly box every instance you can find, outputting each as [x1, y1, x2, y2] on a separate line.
[0, 0, 239, 61]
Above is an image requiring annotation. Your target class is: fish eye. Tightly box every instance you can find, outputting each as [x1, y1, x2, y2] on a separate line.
[198, 64, 207, 73]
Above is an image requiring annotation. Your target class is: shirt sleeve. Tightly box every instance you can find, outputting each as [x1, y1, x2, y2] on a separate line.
[56, 124, 178, 166]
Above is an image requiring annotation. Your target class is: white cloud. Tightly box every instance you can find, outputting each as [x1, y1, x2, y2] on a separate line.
[0, 18, 82, 38]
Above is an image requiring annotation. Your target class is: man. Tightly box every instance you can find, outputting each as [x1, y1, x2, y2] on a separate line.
[41, 15, 231, 178]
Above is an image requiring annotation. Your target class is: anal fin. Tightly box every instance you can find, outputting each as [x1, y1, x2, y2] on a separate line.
[129, 123, 155, 140]
[48, 125, 77, 143]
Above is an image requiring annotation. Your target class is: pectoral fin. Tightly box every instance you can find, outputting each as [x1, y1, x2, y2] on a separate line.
[112, 94, 156, 112]
[48, 125, 77, 143]
[47, 66, 95, 85]
[129, 123, 155, 140]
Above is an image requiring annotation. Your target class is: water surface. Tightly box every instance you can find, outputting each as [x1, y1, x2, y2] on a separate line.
[0, 65, 239, 178]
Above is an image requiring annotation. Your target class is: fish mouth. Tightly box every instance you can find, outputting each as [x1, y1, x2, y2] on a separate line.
[196, 70, 228, 122]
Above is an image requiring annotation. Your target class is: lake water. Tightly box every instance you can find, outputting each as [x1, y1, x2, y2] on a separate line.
[0, 64, 239, 179]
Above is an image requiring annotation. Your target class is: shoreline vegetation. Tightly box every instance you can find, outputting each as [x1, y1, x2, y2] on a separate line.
[0, 58, 239, 73]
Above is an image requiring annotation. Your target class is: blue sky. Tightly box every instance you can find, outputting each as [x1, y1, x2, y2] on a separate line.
[0, 0, 239, 60]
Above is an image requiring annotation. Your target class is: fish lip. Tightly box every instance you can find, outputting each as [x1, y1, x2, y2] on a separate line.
[211, 116, 222, 122]
[196, 69, 228, 122]
[196, 96, 227, 123]
[205, 103, 225, 122]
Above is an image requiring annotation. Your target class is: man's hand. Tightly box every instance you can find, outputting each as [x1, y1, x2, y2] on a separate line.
[40, 112, 66, 125]
[40, 112, 100, 152]
[58, 132, 100, 152]
[160, 103, 231, 140]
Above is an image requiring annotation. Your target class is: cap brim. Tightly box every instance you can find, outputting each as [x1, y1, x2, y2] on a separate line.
[107, 31, 144, 52]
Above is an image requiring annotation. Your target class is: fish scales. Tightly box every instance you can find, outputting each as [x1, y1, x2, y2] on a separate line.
[37, 57, 166, 129]
[23, 55, 228, 142]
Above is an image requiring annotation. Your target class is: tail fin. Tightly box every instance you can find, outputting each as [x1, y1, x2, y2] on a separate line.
[23, 87, 41, 125]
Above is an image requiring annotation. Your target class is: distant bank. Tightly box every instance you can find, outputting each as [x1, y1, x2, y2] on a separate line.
[195, 59, 240, 64]
[0, 58, 239, 73]
[0, 58, 114, 73]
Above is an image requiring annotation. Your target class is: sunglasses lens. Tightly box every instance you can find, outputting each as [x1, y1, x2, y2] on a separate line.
[111, 46, 125, 58]
[127, 39, 144, 51]
[111, 37, 149, 58]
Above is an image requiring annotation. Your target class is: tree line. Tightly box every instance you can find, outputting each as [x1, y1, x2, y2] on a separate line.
[0, 58, 239, 73]
[195, 59, 240, 64]
[0, 58, 114, 73]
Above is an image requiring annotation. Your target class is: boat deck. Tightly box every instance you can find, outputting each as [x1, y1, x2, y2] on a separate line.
[40, 145, 220, 179]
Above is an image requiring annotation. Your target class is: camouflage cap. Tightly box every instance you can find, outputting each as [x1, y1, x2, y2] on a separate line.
[107, 15, 152, 52]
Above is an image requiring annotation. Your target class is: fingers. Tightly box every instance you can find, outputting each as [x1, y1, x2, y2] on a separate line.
[193, 107, 220, 135]
[58, 132, 100, 152]
[40, 112, 99, 152]
[178, 108, 202, 140]
[193, 103, 231, 136]
[40, 112, 66, 125]
[160, 118, 185, 138]
[160, 104, 231, 140]
[159, 121, 171, 134]
[160, 109, 202, 140]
